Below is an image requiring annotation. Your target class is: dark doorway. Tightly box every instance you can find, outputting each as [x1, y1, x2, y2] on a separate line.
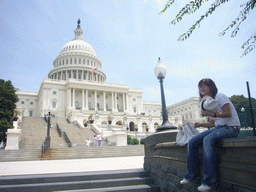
[129, 122, 135, 131]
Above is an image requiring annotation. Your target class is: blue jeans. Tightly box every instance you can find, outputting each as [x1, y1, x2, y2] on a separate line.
[185, 125, 239, 186]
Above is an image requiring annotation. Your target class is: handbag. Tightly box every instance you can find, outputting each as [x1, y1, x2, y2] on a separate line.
[176, 123, 200, 146]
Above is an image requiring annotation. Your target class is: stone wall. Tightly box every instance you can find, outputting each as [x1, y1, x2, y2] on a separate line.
[144, 130, 256, 192]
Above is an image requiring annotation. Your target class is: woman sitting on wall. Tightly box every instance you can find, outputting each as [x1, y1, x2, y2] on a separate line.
[180, 78, 240, 191]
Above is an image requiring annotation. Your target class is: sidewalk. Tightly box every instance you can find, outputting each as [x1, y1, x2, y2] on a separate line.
[0, 156, 144, 176]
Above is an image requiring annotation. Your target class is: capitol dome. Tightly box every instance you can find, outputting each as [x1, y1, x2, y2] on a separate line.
[48, 19, 106, 83]
[60, 39, 97, 57]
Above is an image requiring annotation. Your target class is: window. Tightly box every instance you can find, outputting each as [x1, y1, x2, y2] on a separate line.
[88, 94, 91, 97]
[29, 111, 33, 117]
[70, 59, 72, 64]
[52, 101, 56, 109]
[30, 102, 33, 105]
[66, 59, 68, 64]
[53, 91, 56, 95]
[133, 98, 136, 101]
[97, 95, 99, 98]
[133, 107, 136, 113]
[83, 59, 85, 64]
[21, 101, 25, 104]
[75, 59, 77, 64]
[79, 59, 81, 64]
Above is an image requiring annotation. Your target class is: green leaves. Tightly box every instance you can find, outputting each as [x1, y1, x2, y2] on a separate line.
[160, 0, 255, 56]
[0, 79, 19, 141]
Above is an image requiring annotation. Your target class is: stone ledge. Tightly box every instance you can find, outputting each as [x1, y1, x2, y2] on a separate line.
[154, 137, 256, 149]
[144, 133, 256, 192]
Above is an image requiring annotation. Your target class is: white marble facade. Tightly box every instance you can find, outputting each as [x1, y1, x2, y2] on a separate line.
[15, 21, 203, 135]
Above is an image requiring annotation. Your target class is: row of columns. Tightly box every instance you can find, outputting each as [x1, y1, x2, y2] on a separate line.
[67, 88, 129, 112]
[50, 70, 105, 82]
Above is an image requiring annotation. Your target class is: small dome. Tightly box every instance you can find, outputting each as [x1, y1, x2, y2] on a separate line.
[59, 20, 97, 57]
[60, 39, 97, 56]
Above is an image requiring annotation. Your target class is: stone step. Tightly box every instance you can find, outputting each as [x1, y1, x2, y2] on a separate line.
[0, 145, 145, 162]
[0, 148, 42, 162]
[41, 145, 145, 160]
[0, 169, 160, 192]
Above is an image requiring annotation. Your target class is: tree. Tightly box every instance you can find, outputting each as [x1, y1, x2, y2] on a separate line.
[0, 79, 19, 142]
[229, 95, 256, 127]
[160, 0, 256, 57]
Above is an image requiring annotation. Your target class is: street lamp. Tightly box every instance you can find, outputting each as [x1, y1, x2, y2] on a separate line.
[154, 58, 176, 132]
[241, 107, 248, 128]
[45, 111, 51, 148]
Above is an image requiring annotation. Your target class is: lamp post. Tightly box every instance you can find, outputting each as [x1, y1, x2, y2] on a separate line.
[241, 107, 247, 128]
[45, 111, 51, 148]
[154, 58, 176, 132]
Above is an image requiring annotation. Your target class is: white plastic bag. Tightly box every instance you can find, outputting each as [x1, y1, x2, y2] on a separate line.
[176, 123, 200, 146]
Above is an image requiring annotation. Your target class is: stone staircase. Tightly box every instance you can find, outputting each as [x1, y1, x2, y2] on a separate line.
[0, 169, 160, 192]
[41, 145, 145, 160]
[51, 117, 107, 147]
[0, 148, 42, 162]
[19, 117, 67, 149]
[0, 117, 145, 162]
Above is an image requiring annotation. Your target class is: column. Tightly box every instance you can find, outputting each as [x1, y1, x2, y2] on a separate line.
[126, 94, 129, 111]
[95, 91, 97, 110]
[73, 88, 75, 109]
[103, 92, 106, 111]
[123, 93, 125, 112]
[115, 92, 118, 112]
[68, 88, 71, 108]
[85, 89, 88, 110]
[82, 89, 85, 110]
[112, 92, 114, 111]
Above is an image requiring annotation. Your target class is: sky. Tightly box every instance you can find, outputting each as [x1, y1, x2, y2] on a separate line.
[1, 0, 255, 106]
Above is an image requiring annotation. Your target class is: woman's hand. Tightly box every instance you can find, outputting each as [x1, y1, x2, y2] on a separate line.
[194, 122, 202, 128]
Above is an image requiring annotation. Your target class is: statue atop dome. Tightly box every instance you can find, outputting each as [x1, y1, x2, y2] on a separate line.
[77, 18, 81, 28]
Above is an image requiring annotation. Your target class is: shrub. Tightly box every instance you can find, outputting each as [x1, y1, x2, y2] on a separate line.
[140, 138, 145, 145]
[132, 138, 139, 145]
[127, 135, 133, 145]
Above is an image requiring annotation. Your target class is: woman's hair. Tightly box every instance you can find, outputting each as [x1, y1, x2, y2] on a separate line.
[198, 78, 218, 99]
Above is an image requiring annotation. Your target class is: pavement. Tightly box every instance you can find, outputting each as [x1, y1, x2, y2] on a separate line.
[0, 156, 144, 176]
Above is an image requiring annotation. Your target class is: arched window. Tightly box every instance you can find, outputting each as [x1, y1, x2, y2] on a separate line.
[154, 122, 159, 130]
[101, 121, 107, 124]
[142, 122, 147, 132]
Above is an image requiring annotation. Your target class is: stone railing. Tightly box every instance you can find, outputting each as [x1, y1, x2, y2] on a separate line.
[144, 130, 256, 192]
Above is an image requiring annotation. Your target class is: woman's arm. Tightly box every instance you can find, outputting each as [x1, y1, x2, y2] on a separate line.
[201, 103, 232, 118]
[194, 119, 215, 128]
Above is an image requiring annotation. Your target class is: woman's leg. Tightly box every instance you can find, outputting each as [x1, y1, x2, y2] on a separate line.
[185, 128, 215, 181]
[202, 126, 240, 186]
